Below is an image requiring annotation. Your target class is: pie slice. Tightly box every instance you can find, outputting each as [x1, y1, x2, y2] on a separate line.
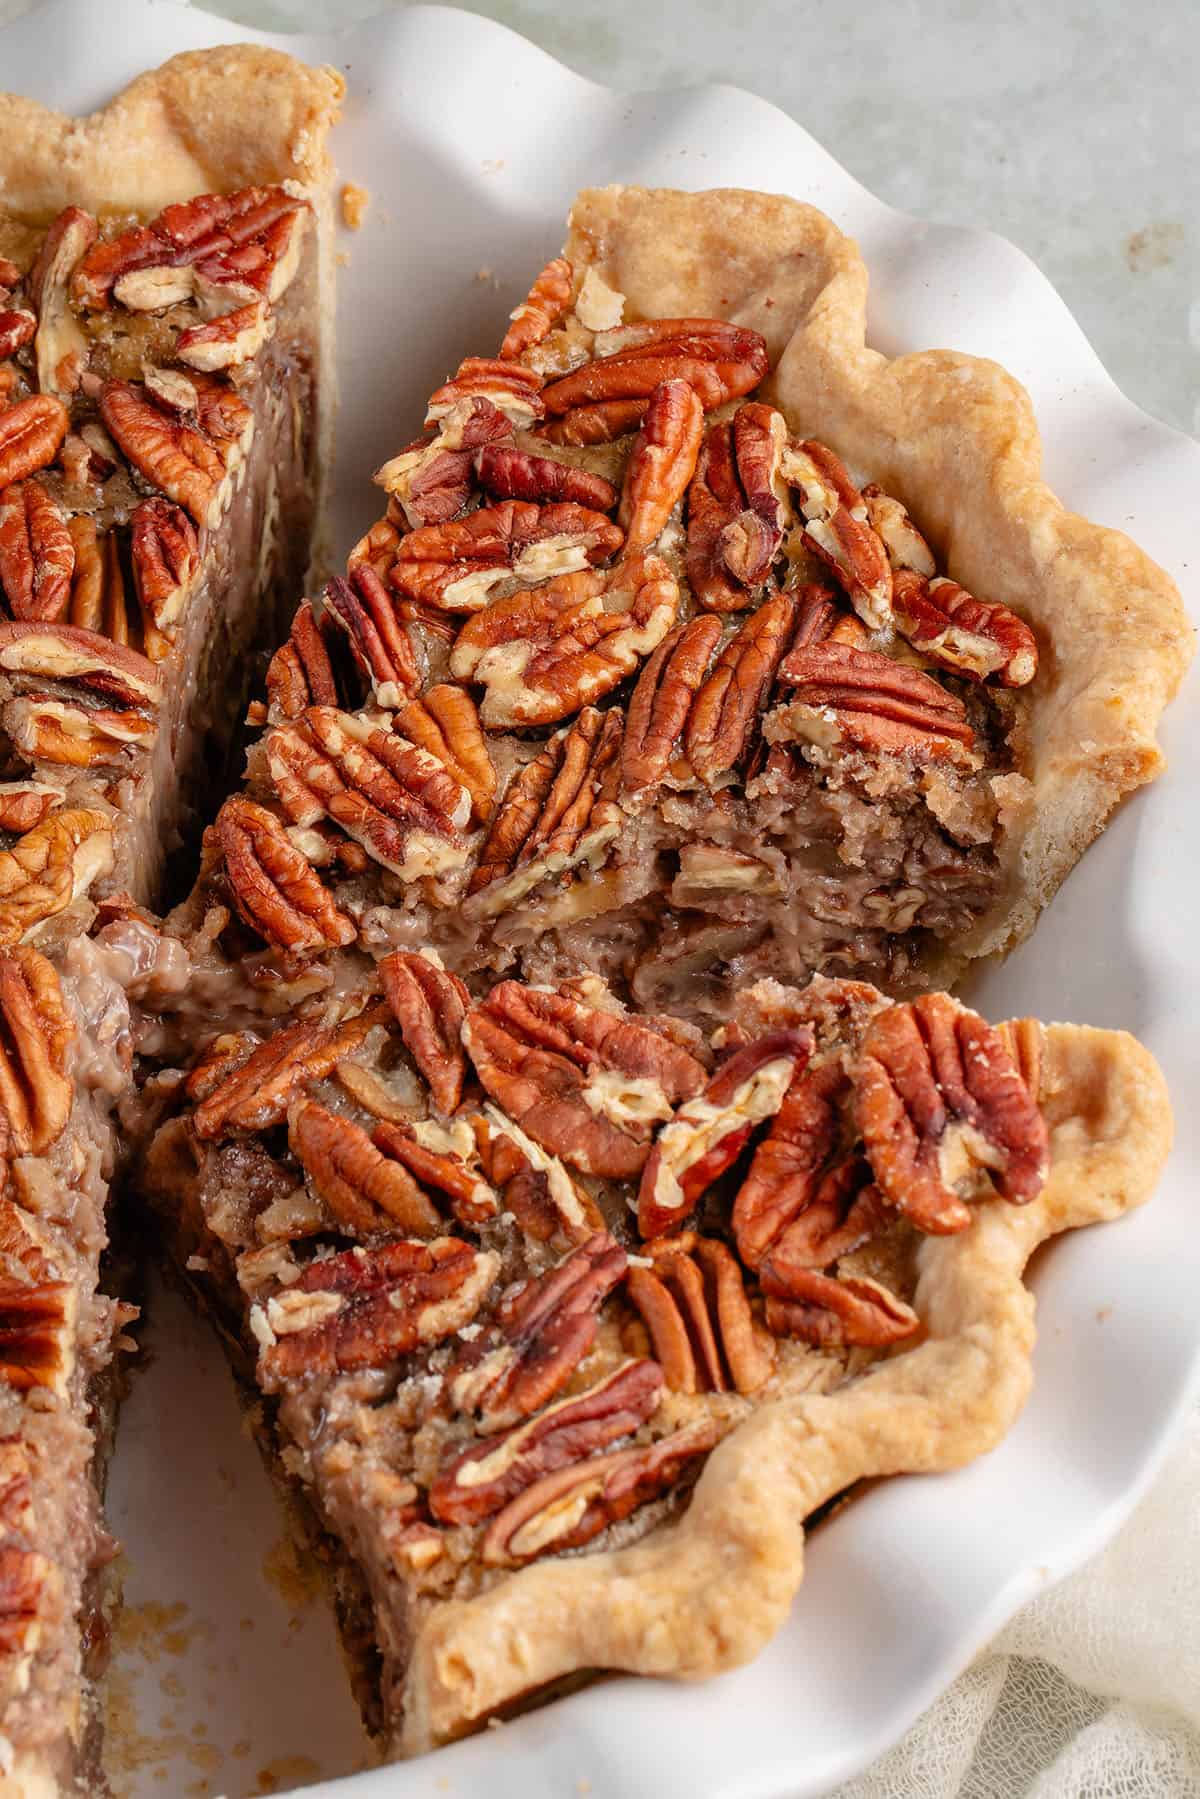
[163, 187, 1189, 1028]
[136, 959, 1171, 1755]
[0, 47, 340, 1794]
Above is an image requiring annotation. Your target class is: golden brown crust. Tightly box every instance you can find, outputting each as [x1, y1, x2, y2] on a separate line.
[0, 47, 344, 216]
[402, 1020, 1172, 1750]
[563, 187, 1193, 974]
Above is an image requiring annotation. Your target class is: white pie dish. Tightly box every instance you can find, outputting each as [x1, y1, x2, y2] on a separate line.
[2, 2, 1199, 1795]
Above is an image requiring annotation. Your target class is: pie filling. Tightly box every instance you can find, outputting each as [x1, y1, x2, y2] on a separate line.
[158, 253, 1036, 1040]
[0, 167, 327, 1785]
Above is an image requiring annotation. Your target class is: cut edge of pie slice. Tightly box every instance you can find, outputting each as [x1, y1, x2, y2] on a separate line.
[133, 956, 1172, 1758]
[0, 46, 342, 1798]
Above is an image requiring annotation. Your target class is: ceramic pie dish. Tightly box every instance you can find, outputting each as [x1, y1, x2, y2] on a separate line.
[0, 4, 1198, 1797]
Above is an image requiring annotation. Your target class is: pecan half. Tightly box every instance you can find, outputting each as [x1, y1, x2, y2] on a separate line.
[620, 614, 723, 795]
[2, 697, 155, 769]
[446, 1232, 626, 1430]
[66, 518, 136, 646]
[379, 948, 470, 1115]
[0, 784, 61, 836]
[685, 590, 797, 786]
[995, 1017, 1044, 1102]
[0, 808, 114, 947]
[0, 619, 162, 709]
[376, 397, 511, 530]
[215, 795, 355, 957]
[0, 315, 35, 362]
[257, 1236, 497, 1388]
[176, 300, 272, 372]
[762, 1267, 920, 1348]
[892, 572, 1038, 687]
[780, 440, 893, 629]
[627, 1233, 775, 1394]
[0, 398, 69, 491]
[289, 1097, 443, 1237]
[618, 379, 704, 554]
[638, 1030, 812, 1239]
[480, 1414, 719, 1566]
[0, 946, 74, 1158]
[322, 566, 419, 708]
[541, 320, 768, 437]
[266, 707, 471, 881]
[860, 483, 936, 577]
[475, 1107, 604, 1246]
[397, 685, 496, 825]
[0, 1199, 75, 1392]
[265, 600, 348, 721]
[191, 1001, 387, 1139]
[425, 359, 544, 432]
[541, 399, 651, 448]
[129, 497, 200, 637]
[430, 1357, 661, 1526]
[475, 442, 617, 512]
[685, 405, 789, 609]
[99, 379, 229, 528]
[732, 1058, 848, 1268]
[372, 1118, 499, 1229]
[464, 978, 704, 1178]
[772, 641, 974, 759]
[853, 994, 1050, 1233]
[74, 185, 307, 310]
[499, 256, 574, 361]
[757, 1156, 893, 1291]
[452, 552, 679, 728]
[465, 707, 623, 914]
[0, 482, 74, 622]
[28, 207, 96, 401]
[390, 501, 623, 613]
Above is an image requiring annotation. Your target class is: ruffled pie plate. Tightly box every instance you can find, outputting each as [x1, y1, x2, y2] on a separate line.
[3, 3, 1198, 1796]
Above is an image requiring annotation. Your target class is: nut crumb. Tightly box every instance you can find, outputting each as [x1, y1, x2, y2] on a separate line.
[340, 183, 370, 230]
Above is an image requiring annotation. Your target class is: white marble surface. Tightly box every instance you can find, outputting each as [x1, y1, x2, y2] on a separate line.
[2, 0, 1197, 437]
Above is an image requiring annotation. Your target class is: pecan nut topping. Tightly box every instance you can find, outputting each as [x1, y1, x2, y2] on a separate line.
[190, 1001, 388, 1140]
[0, 619, 163, 710]
[452, 552, 680, 729]
[465, 707, 623, 915]
[265, 600, 347, 722]
[0, 807, 114, 947]
[475, 443, 617, 513]
[376, 432, 478, 532]
[390, 501, 623, 613]
[322, 567, 420, 708]
[73, 185, 308, 310]
[995, 1016, 1044, 1102]
[0, 784, 62, 837]
[0, 482, 74, 623]
[28, 207, 96, 401]
[0, 397, 70, 492]
[397, 685, 496, 825]
[732, 1058, 851, 1268]
[289, 1098, 443, 1237]
[627, 1233, 775, 1395]
[540, 398, 652, 448]
[464, 978, 704, 1179]
[617, 378, 704, 554]
[0, 946, 74, 1159]
[266, 706, 471, 882]
[892, 572, 1038, 688]
[853, 993, 1050, 1233]
[541, 319, 769, 439]
[761, 1267, 920, 1349]
[430, 1357, 662, 1526]
[685, 405, 790, 609]
[0, 1199, 76, 1393]
[256, 1236, 498, 1388]
[498, 255, 574, 361]
[99, 379, 225, 528]
[2, 697, 156, 770]
[860, 483, 936, 578]
[214, 795, 356, 957]
[620, 614, 723, 796]
[480, 1414, 719, 1567]
[757, 1156, 894, 1294]
[372, 1118, 499, 1229]
[0, 314, 35, 362]
[772, 641, 975, 759]
[638, 1029, 813, 1238]
[66, 518, 140, 650]
[424, 358, 545, 432]
[379, 949, 470, 1116]
[684, 590, 798, 787]
[129, 497, 200, 638]
[446, 1232, 627, 1431]
[176, 299, 273, 372]
[779, 439, 893, 630]
[474, 1107, 604, 1246]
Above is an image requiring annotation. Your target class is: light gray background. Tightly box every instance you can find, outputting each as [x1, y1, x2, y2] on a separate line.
[2, 0, 1197, 438]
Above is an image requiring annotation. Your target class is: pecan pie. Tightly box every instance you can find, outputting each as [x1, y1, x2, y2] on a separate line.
[0, 46, 341, 1792]
[135, 961, 1172, 1755]
[163, 188, 1189, 1033]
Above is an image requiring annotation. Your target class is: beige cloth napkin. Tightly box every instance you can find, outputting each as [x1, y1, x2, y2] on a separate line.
[831, 1405, 1200, 1797]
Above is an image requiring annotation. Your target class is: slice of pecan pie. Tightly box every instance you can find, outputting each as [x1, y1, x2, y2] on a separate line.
[162, 187, 1189, 1029]
[135, 959, 1171, 1755]
[0, 47, 341, 1793]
